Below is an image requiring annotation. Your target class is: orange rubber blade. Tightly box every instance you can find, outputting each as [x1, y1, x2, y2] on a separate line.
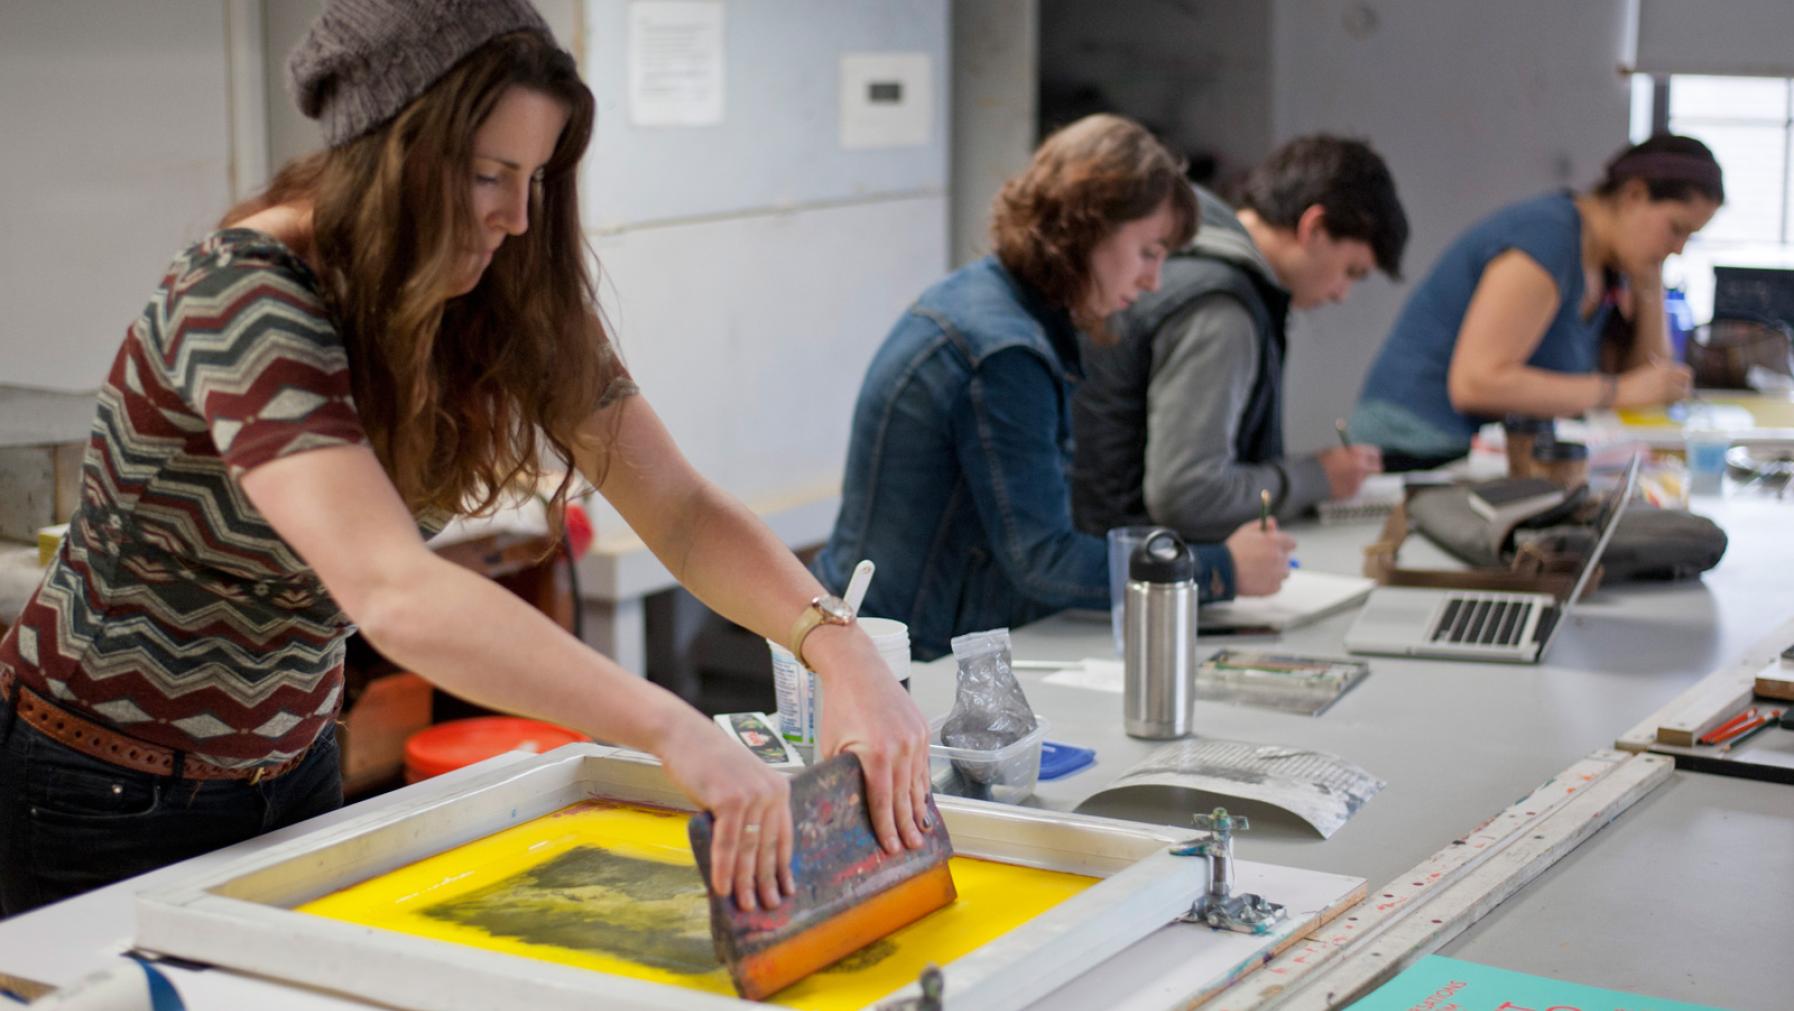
[733, 862, 957, 1001]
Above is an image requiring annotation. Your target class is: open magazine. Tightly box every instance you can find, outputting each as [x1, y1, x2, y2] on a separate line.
[1076, 738, 1384, 838]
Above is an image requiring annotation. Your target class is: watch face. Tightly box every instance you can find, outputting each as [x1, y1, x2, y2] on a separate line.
[816, 595, 855, 622]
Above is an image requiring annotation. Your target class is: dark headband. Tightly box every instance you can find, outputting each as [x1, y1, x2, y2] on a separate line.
[1608, 151, 1723, 193]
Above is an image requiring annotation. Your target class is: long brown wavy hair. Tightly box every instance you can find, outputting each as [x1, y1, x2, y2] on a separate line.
[989, 114, 1196, 342]
[224, 31, 621, 523]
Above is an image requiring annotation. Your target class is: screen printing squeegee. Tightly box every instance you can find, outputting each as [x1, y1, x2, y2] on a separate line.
[689, 753, 957, 1001]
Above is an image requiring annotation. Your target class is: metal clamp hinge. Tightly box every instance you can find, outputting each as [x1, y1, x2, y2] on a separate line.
[1171, 807, 1286, 935]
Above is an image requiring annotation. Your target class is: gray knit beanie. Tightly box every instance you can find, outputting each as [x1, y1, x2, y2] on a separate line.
[289, 0, 555, 148]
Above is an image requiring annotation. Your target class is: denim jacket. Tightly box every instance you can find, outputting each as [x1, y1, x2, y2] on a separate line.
[814, 256, 1236, 660]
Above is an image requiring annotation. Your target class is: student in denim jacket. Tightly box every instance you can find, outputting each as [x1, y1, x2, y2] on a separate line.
[814, 115, 1295, 661]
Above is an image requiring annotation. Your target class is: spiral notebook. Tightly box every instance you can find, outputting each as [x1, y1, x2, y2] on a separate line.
[1316, 474, 1406, 525]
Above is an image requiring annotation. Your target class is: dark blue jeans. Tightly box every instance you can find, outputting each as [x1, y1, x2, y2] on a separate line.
[0, 698, 342, 918]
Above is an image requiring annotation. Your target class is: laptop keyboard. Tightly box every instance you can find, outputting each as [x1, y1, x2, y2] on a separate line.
[1431, 594, 1540, 647]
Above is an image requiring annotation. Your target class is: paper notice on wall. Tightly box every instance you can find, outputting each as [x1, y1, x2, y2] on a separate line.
[1082, 738, 1384, 839]
[627, 1, 725, 127]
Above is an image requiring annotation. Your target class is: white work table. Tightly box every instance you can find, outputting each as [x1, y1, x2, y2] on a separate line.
[901, 495, 1791, 1011]
[0, 496, 1787, 1009]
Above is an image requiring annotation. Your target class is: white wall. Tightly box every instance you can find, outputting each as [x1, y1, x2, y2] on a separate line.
[1040, 0, 1272, 186]
[2, 0, 947, 539]
[1031, 1, 1635, 457]
[579, 0, 949, 526]
[1270, 0, 1634, 454]
[951, 0, 1038, 267]
[0, 1, 245, 397]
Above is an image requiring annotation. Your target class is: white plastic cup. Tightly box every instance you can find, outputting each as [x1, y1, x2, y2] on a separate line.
[1106, 526, 1159, 657]
[1684, 427, 1730, 497]
[860, 617, 912, 691]
[769, 618, 911, 748]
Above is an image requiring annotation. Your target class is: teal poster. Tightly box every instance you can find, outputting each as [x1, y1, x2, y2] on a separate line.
[1356, 955, 1728, 1011]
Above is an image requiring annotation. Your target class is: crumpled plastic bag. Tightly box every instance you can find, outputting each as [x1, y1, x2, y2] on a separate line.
[940, 629, 1038, 788]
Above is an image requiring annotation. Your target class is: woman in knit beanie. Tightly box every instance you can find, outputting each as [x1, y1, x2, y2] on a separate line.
[0, 0, 930, 917]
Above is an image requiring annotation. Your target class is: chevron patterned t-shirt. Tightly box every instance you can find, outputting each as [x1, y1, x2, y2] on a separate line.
[0, 229, 429, 770]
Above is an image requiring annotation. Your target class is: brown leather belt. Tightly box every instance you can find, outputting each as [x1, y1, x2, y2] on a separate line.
[1, 670, 309, 783]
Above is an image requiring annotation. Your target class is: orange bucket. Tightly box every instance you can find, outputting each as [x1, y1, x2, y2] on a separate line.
[403, 716, 586, 783]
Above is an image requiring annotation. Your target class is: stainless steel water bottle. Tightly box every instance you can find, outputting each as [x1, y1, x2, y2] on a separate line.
[1123, 528, 1198, 739]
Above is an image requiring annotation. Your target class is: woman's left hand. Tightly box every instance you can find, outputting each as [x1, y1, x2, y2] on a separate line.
[808, 627, 933, 854]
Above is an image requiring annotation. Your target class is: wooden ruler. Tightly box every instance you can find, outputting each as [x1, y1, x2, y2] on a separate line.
[1200, 749, 1672, 1011]
[1616, 614, 1794, 750]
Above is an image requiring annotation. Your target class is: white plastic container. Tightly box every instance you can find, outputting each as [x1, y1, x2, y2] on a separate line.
[928, 713, 1050, 805]
[769, 618, 911, 748]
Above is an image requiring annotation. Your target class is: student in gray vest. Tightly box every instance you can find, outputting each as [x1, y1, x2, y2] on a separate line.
[1073, 136, 1410, 541]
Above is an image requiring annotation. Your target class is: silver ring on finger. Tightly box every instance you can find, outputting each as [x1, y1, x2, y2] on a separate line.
[742, 823, 761, 836]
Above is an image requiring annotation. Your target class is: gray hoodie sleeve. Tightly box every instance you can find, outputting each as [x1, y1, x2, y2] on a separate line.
[1141, 294, 1331, 541]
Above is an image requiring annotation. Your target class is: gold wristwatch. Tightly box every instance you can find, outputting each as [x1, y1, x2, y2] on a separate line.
[789, 594, 856, 669]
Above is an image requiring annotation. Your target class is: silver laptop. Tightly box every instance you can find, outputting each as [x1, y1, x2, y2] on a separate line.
[1343, 454, 1640, 664]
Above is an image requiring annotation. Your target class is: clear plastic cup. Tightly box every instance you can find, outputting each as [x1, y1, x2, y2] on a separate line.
[1685, 427, 1730, 497]
[1106, 526, 1159, 656]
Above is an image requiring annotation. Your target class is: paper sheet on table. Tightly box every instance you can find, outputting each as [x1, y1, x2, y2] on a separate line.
[1084, 738, 1384, 838]
[1040, 653, 1365, 716]
[1199, 570, 1376, 631]
[1041, 658, 1125, 693]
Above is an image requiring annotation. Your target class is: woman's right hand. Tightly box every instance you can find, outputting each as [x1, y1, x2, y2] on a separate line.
[653, 712, 794, 913]
[1224, 518, 1296, 597]
[1614, 358, 1693, 408]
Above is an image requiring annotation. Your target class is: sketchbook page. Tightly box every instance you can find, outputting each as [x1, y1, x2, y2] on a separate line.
[1199, 570, 1376, 631]
[1084, 739, 1384, 838]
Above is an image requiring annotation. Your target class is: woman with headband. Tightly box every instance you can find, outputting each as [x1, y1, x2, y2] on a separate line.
[1348, 135, 1723, 469]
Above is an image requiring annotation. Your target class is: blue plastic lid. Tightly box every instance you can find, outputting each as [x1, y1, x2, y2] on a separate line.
[1037, 741, 1095, 780]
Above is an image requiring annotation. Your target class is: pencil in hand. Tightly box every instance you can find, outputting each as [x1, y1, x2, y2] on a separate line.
[1335, 418, 1352, 450]
[1259, 488, 1271, 531]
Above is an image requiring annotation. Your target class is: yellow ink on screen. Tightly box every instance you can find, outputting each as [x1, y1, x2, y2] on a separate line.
[298, 801, 1096, 1009]
[1616, 395, 1794, 429]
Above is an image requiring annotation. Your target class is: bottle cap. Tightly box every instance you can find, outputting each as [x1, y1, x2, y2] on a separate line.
[1501, 413, 1555, 435]
[1129, 528, 1196, 583]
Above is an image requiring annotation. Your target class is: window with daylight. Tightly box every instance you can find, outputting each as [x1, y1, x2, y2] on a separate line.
[1632, 74, 1794, 324]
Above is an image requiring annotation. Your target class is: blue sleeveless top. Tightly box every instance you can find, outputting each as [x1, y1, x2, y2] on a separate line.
[1351, 191, 1609, 456]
